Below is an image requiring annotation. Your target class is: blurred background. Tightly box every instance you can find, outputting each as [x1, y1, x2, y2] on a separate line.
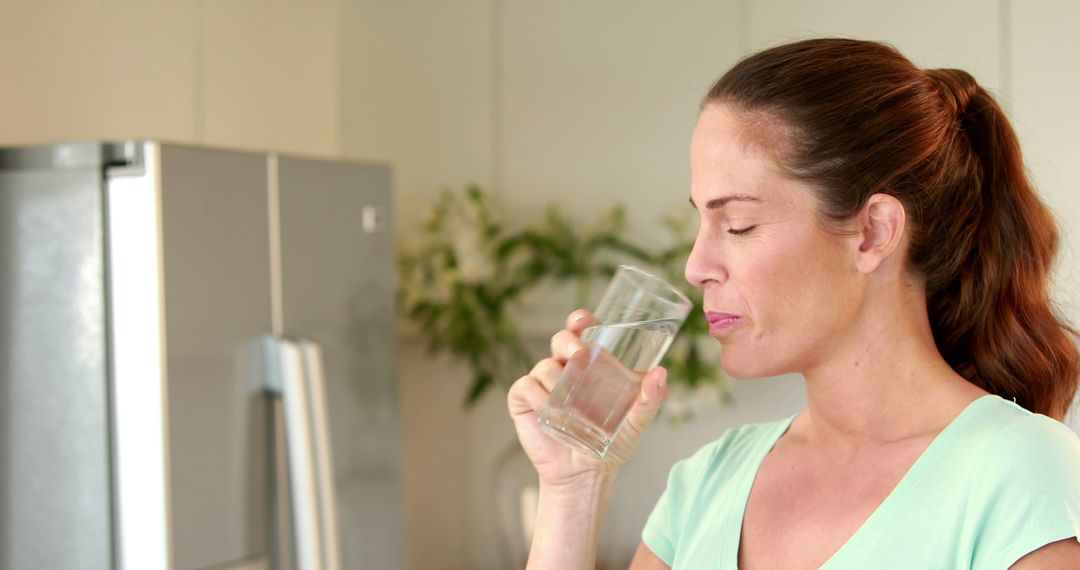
[2, 1, 1078, 569]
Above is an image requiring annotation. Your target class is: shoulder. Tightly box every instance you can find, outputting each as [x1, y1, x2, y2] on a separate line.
[668, 415, 795, 489]
[967, 396, 1080, 479]
[682, 415, 793, 466]
[643, 414, 796, 563]
[956, 396, 1080, 569]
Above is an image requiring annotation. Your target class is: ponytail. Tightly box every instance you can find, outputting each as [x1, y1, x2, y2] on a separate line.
[706, 39, 1079, 419]
[922, 69, 1079, 419]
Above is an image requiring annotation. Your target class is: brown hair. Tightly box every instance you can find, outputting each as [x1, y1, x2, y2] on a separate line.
[704, 38, 1078, 419]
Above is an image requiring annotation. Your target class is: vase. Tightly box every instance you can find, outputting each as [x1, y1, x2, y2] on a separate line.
[489, 438, 645, 569]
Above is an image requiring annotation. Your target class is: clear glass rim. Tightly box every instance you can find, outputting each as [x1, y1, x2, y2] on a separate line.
[615, 264, 693, 310]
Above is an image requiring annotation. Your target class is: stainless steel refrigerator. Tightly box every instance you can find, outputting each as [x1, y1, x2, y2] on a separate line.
[0, 141, 403, 570]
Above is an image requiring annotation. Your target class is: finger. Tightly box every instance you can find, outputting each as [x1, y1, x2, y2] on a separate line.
[507, 374, 552, 418]
[528, 357, 563, 392]
[622, 366, 669, 435]
[550, 329, 587, 363]
[565, 309, 596, 334]
[638, 366, 668, 407]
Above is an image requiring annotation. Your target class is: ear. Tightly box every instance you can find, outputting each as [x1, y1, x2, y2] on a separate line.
[854, 193, 906, 274]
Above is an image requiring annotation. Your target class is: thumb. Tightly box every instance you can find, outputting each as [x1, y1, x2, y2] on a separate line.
[624, 366, 668, 433]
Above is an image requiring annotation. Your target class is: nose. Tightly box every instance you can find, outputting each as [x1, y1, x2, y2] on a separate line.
[684, 230, 726, 289]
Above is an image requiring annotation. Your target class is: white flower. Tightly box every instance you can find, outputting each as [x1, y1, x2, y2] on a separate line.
[426, 189, 498, 284]
[453, 228, 495, 282]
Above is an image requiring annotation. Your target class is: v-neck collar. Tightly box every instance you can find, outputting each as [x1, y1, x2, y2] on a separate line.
[721, 395, 998, 569]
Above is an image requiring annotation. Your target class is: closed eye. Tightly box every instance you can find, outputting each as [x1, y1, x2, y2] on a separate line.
[728, 226, 757, 236]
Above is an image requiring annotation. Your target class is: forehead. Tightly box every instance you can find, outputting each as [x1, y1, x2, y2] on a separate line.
[690, 104, 799, 206]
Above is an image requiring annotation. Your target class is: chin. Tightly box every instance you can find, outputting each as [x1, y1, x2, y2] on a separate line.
[719, 362, 766, 381]
[719, 354, 788, 381]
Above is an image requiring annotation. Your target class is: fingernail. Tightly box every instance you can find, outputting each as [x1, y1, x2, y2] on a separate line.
[571, 310, 588, 323]
[658, 369, 668, 390]
[568, 341, 585, 355]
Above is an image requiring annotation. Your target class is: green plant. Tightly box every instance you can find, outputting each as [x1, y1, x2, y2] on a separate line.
[398, 185, 730, 417]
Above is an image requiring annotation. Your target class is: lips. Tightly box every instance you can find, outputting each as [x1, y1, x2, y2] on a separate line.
[705, 311, 743, 332]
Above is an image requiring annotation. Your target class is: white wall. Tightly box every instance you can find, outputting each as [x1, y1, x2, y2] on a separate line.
[342, 0, 494, 246]
[0, 0, 196, 144]
[363, 1, 1080, 569]
[747, 0, 1002, 86]
[199, 0, 342, 156]
[0, 0, 342, 156]
[1010, 2, 1080, 322]
[500, 1, 741, 244]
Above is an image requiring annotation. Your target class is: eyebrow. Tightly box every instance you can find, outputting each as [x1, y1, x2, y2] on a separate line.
[688, 194, 764, 209]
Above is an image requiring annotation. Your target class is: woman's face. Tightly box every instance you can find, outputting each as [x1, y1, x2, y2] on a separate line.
[685, 104, 864, 379]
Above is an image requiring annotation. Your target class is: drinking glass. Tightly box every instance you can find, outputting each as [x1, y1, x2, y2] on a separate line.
[537, 265, 692, 458]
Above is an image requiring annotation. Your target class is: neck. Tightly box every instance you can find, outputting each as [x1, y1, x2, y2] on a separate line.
[798, 285, 986, 447]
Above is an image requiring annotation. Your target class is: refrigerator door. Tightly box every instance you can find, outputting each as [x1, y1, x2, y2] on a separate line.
[155, 144, 274, 570]
[106, 142, 171, 570]
[0, 145, 112, 570]
[276, 157, 402, 568]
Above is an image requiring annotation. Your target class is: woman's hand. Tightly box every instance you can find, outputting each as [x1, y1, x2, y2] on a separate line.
[507, 309, 669, 489]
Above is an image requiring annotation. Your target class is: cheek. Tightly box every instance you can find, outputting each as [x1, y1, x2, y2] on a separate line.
[741, 240, 848, 329]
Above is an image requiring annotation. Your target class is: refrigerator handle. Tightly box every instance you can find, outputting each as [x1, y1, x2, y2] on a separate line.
[261, 336, 342, 570]
[297, 339, 342, 570]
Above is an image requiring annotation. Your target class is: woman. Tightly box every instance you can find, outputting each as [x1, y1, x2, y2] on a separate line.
[508, 39, 1080, 569]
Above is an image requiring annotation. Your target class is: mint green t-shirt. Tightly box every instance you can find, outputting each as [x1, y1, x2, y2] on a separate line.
[642, 395, 1080, 569]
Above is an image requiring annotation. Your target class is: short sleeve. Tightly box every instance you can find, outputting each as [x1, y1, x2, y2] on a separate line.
[641, 459, 684, 564]
[971, 414, 1080, 569]
[641, 442, 718, 565]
